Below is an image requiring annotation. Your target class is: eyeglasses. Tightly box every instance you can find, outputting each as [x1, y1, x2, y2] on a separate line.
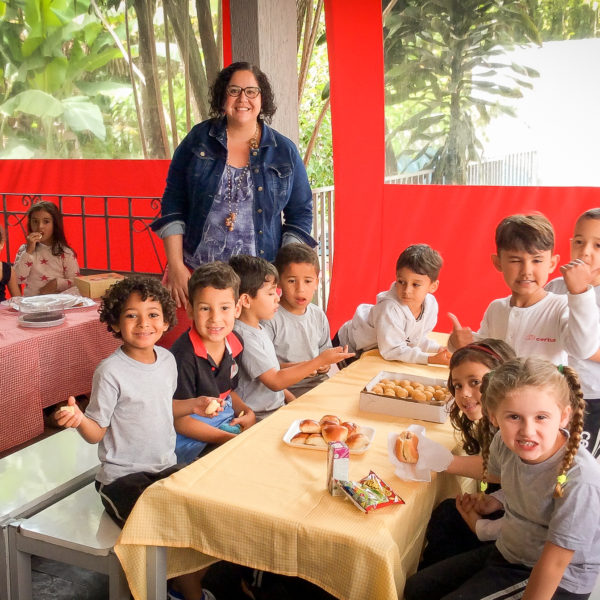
[226, 85, 261, 99]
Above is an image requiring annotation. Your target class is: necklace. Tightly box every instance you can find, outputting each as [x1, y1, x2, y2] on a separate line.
[224, 164, 249, 231]
[224, 123, 259, 231]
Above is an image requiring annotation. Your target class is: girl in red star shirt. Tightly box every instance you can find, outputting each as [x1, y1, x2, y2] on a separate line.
[13, 202, 80, 296]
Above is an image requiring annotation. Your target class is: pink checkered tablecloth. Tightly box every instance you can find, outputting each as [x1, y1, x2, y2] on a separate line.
[0, 304, 120, 453]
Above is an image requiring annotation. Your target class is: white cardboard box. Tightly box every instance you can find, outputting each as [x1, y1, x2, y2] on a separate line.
[359, 370, 450, 423]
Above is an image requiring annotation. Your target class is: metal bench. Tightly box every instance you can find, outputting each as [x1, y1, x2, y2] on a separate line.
[8, 482, 129, 600]
[0, 429, 99, 600]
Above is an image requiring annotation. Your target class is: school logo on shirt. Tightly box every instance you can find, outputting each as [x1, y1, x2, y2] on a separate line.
[525, 333, 556, 343]
[231, 361, 239, 378]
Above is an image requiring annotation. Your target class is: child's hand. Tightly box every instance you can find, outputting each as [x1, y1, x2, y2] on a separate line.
[316, 364, 330, 375]
[561, 258, 593, 295]
[455, 493, 482, 534]
[428, 347, 451, 365]
[26, 231, 43, 253]
[284, 389, 296, 404]
[319, 345, 355, 366]
[474, 493, 504, 515]
[39, 278, 58, 295]
[54, 396, 84, 429]
[229, 409, 256, 431]
[192, 396, 224, 418]
[448, 312, 474, 349]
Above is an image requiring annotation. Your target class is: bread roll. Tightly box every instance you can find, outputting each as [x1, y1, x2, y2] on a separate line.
[395, 431, 419, 464]
[291, 432, 309, 445]
[322, 424, 348, 443]
[205, 398, 220, 415]
[299, 419, 321, 433]
[319, 414, 340, 426]
[346, 433, 369, 450]
[58, 405, 75, 414]
[305, 433, 328, 447]
[341, 421, 358, 435]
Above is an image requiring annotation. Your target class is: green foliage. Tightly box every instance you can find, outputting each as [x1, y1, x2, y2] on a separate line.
[529, 0, 599, 40]
[298, 11, 333, 189]
[384, 0, 542, 184]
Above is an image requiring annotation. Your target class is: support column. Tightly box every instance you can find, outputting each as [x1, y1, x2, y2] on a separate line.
[229, 0, 299, 145]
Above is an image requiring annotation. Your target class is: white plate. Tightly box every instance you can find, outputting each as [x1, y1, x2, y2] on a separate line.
[282, 419, 375, 455]
[18, 314, 65, 328]
[3, 294, 95, 310]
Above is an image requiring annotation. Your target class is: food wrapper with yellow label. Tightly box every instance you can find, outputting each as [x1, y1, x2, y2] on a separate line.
[338, 471, 404, 513]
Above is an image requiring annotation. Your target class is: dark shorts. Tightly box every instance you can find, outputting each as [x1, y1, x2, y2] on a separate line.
[581, 398, 600, 458]
[405, 545, 590, 600]
[95, 464, 184, 527]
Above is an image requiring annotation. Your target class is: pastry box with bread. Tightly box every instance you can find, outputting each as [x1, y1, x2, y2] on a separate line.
[359, 370, 451, 423]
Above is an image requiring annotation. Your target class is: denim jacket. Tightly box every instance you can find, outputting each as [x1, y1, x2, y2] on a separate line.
[151, 117, 316, 263]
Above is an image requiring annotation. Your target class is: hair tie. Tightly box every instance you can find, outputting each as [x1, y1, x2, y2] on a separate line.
[479, 481, 488, 493]
[558, 364, 564, 374]
[557, 474, 567, 486]
[468, 344, 502, 362]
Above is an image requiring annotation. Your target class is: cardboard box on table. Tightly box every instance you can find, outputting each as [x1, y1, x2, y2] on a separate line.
[74, 273, 124, 299]
[359, 370, 450, 423]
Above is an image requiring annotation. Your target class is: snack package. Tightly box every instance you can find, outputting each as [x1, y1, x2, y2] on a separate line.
[338, 471, 404, 513]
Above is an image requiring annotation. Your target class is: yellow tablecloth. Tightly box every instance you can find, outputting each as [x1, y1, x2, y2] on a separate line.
[115, 348, 466, 600]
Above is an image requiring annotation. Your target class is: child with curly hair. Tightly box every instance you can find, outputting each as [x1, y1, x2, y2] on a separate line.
[56, 276, 217, 600]
[406, 357, 600, 600]
[420, 339, 515, 568]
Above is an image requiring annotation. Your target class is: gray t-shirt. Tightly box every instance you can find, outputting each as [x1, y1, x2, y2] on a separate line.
[262, 303, 332, 397]
[233, 320, 285, 419]
[85, 346, 178, 484]
[488, 431, 600, 593]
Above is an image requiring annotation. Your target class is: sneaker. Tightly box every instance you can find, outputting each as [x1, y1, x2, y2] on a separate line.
[167, 589, 216, 600]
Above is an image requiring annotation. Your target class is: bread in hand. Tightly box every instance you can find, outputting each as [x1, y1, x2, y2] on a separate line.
[395, 431, 419, 464]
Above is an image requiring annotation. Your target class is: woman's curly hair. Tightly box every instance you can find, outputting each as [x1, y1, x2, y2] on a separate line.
[99, 276, 177, 338]
[209, 61, 277, 123]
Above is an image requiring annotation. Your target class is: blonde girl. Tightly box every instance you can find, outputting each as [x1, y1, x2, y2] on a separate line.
[406, 357, 600, 600]
[13, 202, 80, 296]
[420, 339, 515, 567]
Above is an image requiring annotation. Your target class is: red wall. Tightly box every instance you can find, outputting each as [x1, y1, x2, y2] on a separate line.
[323, 0, 600, 334]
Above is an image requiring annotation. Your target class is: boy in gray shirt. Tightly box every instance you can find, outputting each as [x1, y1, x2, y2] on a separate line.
[229, 255, 353, 420]
[263, 244, 332, 398]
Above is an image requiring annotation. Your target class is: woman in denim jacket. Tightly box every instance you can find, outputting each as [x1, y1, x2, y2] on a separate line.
[152, 61, 316, 309]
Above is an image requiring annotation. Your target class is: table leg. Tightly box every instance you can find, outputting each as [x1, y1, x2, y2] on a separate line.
[145, 546, 167, 600]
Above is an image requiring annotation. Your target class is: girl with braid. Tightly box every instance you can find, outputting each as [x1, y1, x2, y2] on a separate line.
[405, 357, 600, 600]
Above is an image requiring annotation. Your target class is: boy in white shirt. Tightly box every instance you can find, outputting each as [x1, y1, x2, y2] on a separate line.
[263, 244, 332, 398]
[547, 208, 600, 457]
[229, 255, 353, 420]
[335, 244, 450, 365]
[449, 213, 599, 367]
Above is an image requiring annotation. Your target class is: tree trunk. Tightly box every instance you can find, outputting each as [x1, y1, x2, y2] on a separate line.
[303, 97, 329, 166]
[133, 0, 170, 159]
[196, 0, 220, 84]
[163, 0, 210, 121]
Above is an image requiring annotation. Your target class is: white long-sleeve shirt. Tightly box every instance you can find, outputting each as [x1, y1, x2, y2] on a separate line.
[337, 282, 441, 364]
[13, 243, 80, 296]
[476, 289, 599, 365]
[546, 277, 600, 398]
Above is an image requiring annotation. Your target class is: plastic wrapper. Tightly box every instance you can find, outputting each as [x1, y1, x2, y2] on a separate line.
[338, 471, 404, 513]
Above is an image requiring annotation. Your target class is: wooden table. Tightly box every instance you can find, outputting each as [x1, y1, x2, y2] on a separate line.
[114, 348, 467, 600]
[0, 304, 120, 453]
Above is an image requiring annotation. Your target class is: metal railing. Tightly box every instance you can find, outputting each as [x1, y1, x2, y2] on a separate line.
[1, 189, 335, 309]
[385, 150, 538, 186]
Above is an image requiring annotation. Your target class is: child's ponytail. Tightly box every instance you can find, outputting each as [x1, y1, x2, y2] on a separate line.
[478, 371, 497, 497]
[554, 365, 585, 498]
